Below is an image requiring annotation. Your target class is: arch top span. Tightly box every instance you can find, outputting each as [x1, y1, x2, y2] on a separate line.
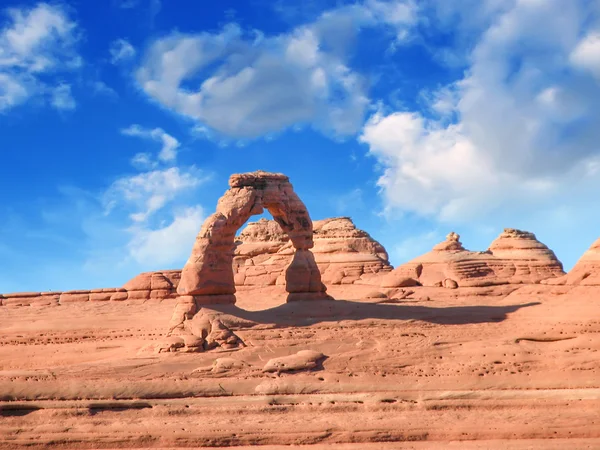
[177, 171, 327, 303]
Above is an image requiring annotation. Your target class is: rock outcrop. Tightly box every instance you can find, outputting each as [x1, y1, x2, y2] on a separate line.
[121, 270, 180, 301]
[487, 229, 564, 283]
[0, 214, 391, 308]
[118, 217, 392, 299]
[545, 237, 600, 285]
[0, 285, 175, 307]
[381, 229, 564, 289]
[165, 171, 330, 353]
[177, 171, 326, 304]
[233, 217, 392, 287]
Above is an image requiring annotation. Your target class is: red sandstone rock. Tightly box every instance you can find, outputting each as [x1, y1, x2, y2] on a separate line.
[166, 171, 327, 353]
[233, 216, 392, 286]
[487, 228, 564, 283]
[123, 271, 178, 291]
[60, 292, 90, 303]
[127, 290, 151, 301]
[90, 292, 113, 302]
[110, 291, 129, 301]
[382, 230, 564, 288]
[177, 171, 324, 302]
[122, 216, 392, 294]
[262, 350, 325, 373]
[545, 237, 600, 285]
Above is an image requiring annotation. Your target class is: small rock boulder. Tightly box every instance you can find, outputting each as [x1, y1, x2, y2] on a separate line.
[262, 350, 325, 373]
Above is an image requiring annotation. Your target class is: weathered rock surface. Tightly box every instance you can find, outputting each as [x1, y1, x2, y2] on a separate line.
[233, 216, 392, 287]
[165, 171, 329, 353]
[117, 216, 391, 298]
[177, 171, 326, 303]
[0, 286, 173, 307]
[545, 237, 600, 285]
[262, 350, 326, 373]
[381, 230, 564, 289]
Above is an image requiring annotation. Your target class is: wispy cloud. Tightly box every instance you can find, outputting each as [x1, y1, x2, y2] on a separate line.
[104, 166, 207, 223]
[127, 205, 204, 266]
[50, 83, 76, 110]
[0, 3, 81, 112]
[121, 124, 180, 162]
[109, 38, 136, 64]
[330, 188, 365, 215]
[117, 0, 140, 8]
[89, 80, 118, 99]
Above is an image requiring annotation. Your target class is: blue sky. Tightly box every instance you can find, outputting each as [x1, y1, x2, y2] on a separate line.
[1, 0, 600, 292]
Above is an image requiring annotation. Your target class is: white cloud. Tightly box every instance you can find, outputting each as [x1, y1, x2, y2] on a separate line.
[121, 124, 180, 162]
[127, 205, 204, 266]
[0, 72, 27, 109]
[130, 152, 156, 170]
[0, 3, 81, 112]
[51, 83, 76, 110]
[362, 0, 600, 223]
[109, 38, 136, 64]
[136, 1, 417, 139]
[570, 32, 600, 79]
[104, 167, 207, 223]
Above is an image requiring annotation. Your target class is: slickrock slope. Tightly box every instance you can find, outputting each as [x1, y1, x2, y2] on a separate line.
[234, 217, 392, 286]
[382, 229, 564, 289]
[545, 237, 600, 285]
[2, 282, 600, 448]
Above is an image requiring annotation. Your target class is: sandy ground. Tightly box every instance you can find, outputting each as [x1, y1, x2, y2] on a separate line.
[1, 283, 599, 448]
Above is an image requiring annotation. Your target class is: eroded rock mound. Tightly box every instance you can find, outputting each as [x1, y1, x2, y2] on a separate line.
[262, 350, 326, 373]
[487, 228, 564, 283]
[381, 229, 564, 289]
[545, 237, 600, 285]
[233, 217, 392, 287]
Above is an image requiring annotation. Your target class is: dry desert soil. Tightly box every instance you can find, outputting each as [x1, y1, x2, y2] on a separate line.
[1, 283, 600, 449]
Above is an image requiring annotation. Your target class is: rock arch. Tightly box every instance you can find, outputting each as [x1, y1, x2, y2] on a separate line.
[177, 171, 327, 303]
[163, 171, 328, 352]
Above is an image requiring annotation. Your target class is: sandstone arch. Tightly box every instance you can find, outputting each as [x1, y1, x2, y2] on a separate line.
[164, 171, 329, 352]
[178, 171, 327, 303]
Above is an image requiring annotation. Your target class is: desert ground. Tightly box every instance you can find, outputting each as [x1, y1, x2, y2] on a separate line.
[1, 282, 599, 449]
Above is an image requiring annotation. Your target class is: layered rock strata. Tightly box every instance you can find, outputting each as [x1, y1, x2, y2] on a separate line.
[0, 283, 177, 307]
[545, 237, 600, 285]
[381, 229, 564, 289]
[233, 217, 392, 287]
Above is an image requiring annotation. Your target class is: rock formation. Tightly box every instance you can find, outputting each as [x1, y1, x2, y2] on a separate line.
[0, 216, 391, 308]
[381, 229, 564, 289]
[233, 216, 392, 287]
[164, 171, 329, 352]
[0, 286, 173, 306]
[545, 237, 600, 285]
[177, 171, 326, 304]
[119, 217, 391, 295]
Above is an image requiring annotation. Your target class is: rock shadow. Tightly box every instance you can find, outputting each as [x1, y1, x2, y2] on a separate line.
[202, 298, 541, 329]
